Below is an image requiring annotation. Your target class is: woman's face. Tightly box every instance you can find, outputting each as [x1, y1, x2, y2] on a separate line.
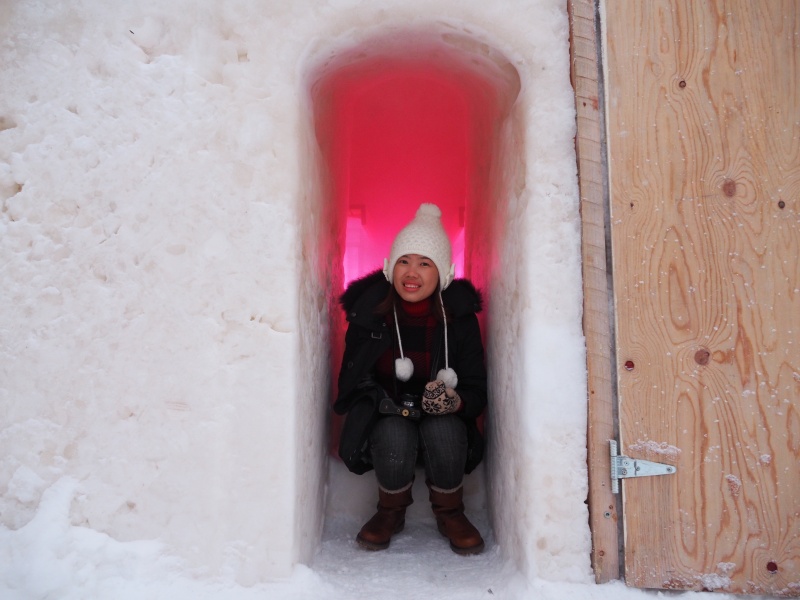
[393, 254, 440, 303]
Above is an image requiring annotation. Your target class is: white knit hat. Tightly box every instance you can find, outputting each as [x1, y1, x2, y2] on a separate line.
[383, 203, 455, 291]
[383, 203, 458, 389]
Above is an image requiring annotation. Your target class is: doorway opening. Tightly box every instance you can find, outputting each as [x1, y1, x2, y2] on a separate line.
[308, 27, 521, 550]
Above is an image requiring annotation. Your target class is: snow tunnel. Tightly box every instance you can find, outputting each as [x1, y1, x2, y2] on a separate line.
[306, 28, 522, 550]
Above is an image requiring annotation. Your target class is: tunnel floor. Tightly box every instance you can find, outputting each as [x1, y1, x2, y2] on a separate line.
[311, 464, 509, 599]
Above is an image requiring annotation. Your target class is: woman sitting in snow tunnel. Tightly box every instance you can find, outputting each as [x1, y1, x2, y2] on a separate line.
[334, 203, 487, 555]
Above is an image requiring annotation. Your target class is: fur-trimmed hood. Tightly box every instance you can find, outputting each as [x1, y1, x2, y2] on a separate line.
[339, 269, 483, 318]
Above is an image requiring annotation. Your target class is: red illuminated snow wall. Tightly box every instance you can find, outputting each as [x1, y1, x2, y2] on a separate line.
[310, 33, 520, 451]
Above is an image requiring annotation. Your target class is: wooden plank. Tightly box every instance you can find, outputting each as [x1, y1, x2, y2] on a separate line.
[570, 0, 620, 584]
[605, 0, 800, 594]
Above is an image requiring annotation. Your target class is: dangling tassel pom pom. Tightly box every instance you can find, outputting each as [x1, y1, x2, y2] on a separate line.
[396, 357, 414, 382]
[392, 303, 414, 382]
[437, 367, 458, 389]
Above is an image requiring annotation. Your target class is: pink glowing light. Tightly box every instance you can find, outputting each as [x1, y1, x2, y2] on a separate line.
[313, 49, 500, 286]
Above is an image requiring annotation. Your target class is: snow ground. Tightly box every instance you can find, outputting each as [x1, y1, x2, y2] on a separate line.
[0, 467, 771, 600]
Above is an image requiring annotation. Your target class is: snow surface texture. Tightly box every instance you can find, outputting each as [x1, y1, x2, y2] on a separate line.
[0, 0, 774, 598]
[0, 468, 768, 599]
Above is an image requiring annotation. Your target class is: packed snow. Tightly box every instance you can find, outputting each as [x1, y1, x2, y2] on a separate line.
[0, 0, 776, 598]
[0, 467, 767, 599]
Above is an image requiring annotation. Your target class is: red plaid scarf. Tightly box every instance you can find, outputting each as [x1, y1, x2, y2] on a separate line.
[375, 297, 438, 398]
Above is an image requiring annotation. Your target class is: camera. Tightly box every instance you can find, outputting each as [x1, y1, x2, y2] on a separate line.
[379, 393, 421, 421]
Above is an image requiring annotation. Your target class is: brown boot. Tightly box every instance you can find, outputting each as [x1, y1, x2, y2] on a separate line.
[356, 484, 414, 550]
[428, 483, 485, 555]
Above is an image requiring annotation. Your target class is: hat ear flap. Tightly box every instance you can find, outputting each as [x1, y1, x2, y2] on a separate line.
[441, 263, 455, 290]
[383, 258, 391, 282]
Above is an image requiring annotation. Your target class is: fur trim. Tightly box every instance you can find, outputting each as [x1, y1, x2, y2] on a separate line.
[441, 278, 483, 316]
[339, 270, 387, 313]
[339, 269, 483, 317]
[380, 481, 414, 494]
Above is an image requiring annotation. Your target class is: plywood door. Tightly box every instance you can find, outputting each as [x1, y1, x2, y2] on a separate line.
[605, 1, 800, 594]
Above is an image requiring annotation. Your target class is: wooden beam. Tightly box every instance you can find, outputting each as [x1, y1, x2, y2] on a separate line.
[569, 0, 620, 583]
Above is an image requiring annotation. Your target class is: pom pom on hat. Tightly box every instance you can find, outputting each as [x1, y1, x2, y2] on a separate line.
[383, 203, 455, 291]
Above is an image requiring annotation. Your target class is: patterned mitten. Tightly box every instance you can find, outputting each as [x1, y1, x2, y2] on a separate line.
[422, 380, 462, 415]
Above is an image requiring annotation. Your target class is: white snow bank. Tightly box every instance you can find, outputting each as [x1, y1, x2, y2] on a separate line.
[0, 474, 766, 600]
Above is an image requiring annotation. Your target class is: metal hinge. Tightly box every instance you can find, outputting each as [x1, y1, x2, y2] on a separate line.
[610, 440, 677, 494]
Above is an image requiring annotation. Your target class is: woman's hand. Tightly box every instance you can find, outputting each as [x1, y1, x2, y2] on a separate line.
[422, 380, 462, 415]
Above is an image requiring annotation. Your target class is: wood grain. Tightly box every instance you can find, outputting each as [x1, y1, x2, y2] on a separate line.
[570, 0, 621, 583]
[605, 1, 800, 594]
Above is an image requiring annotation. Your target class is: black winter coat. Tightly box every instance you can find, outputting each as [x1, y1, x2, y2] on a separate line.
[335, 270, 487, 474]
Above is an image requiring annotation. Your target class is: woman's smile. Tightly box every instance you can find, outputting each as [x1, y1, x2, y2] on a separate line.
[393, 254, 439, 302]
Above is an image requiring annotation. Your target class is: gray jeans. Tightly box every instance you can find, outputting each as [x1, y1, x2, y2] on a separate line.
[369, 414, 468, 491]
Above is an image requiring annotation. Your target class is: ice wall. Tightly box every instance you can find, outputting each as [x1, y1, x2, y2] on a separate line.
[0, 0, 588, 586]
